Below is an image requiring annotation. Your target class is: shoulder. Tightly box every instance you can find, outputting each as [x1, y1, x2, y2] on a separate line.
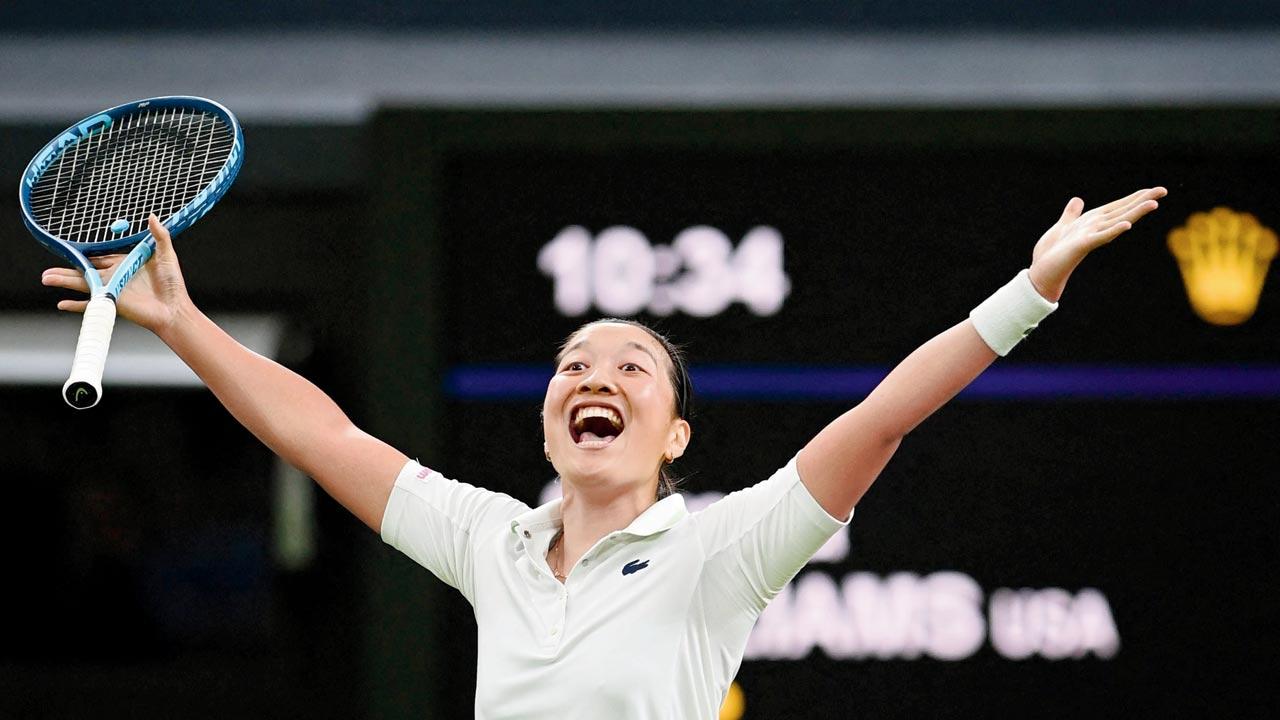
[691, 454, 851, 554]
[381, 460, 531, 544]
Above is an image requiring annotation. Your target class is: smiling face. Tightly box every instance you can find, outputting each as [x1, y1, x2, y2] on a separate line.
[543, 322, 691, 497]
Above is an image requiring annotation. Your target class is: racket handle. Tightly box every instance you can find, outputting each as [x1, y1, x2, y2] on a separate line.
[62, 294, 118, 409]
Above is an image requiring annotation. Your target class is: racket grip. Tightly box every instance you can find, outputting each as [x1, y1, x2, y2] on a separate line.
[62, 294, 118, 409]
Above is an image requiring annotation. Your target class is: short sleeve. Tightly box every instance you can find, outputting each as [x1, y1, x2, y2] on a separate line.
[380, 460, 529, 605]
[692, 454, 852, 615]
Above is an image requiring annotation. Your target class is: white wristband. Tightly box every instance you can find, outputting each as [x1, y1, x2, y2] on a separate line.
[968, 269, 1058, 356]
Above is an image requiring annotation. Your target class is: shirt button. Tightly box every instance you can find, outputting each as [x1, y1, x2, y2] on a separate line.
[523, 530, 531, 538]
[550, 627, 559, 636]
[582, 559, 590, 566]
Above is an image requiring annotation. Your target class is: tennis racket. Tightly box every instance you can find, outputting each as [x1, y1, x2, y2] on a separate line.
[19, 96, 243, 409]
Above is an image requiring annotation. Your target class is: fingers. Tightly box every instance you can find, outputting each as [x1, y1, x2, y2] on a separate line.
[1058, 197, 1085, 225]
[1092, 220, 1131, 241]
[148, 214, 175, 258]
[43, 248, 126, 291]
[1099, 187, 1165, 229]
[41, 268, 104, 293]
[1094, 188, 1149, 215]
[1098, 187, 1167, 218]
[41, 267, 82, 280]
[1114, 198, 1160, 225]
[1083, 188, 1165, 247]
[42, 269, 88, 291]
[43, 269, 97, 312]
[1104, 194, 1158, 221]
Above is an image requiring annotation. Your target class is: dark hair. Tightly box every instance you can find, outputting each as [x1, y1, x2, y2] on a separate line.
[558, 318, 693, 499]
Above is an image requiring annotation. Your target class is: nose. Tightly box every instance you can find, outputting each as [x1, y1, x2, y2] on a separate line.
[578, 367, 617, 395]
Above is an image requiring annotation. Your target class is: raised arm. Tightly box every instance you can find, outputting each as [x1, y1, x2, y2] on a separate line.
[41, 216, 407, 531]
[797, 187, 1167, 520]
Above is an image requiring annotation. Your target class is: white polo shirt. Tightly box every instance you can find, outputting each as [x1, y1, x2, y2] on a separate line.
[380, 454, 851, 720]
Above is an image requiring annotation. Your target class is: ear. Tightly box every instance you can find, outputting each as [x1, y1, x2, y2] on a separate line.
[665, 417, 692, 462]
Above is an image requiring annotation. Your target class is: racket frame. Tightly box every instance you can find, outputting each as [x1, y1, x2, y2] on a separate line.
[18, 96, 243, 408]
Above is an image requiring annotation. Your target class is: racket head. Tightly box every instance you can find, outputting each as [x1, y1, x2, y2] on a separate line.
[18, 96, 243, 268]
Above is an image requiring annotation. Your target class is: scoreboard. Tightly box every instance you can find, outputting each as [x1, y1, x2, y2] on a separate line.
[370, 108, 1280, 718]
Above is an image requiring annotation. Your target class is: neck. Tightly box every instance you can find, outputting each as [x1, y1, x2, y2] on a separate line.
[555, 478, 656, 575]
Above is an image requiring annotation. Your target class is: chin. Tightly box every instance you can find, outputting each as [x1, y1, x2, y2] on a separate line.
[566, 452, 620, 479]
[560, 445, 637, 485]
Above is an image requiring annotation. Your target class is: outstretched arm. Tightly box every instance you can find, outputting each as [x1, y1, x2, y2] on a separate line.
[42, 216, 407, 532]
[797, 187, 1167, 520]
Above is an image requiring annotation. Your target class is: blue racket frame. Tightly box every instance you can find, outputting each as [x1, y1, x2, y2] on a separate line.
[18, 95, 243, 300]
[19, 96, 243, 409]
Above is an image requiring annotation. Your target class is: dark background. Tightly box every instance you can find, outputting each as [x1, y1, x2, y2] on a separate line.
[1, 96, 1277, 720]
[4, 1, 1279, 31]
[390, 108, 1280, 718]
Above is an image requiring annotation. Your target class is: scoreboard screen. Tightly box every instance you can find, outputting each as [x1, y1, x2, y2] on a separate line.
[372, 108, 1280, 719]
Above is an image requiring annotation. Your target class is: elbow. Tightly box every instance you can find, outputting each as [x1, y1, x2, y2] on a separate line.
[284, 420, 366, 480]
[877, 426, 908, 450]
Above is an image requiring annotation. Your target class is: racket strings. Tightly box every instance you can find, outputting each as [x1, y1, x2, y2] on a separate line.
[27, 107, 235, 245]
[102, 110, 235, 241]
[67, 110, 230, 237]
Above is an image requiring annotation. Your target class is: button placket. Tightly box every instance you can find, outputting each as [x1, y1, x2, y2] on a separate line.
[548, 587, 567, 640]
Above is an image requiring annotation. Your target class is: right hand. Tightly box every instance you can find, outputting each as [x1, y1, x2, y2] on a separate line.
[41, 214, 193, 336]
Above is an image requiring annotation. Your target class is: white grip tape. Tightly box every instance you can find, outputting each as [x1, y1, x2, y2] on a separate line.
[968, 269, 1059, 356]
[63, 294, 118, 409]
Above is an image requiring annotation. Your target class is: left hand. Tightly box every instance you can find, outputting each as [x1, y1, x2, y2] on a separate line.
[1028, 186, 1167, 302]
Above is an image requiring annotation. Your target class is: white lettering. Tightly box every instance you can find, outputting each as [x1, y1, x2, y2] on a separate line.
[846, 572, 928, 659]
[1074, 588, 1122, 659]
[536, 475, 1121, 665]
[989, 587, 1120, 660]
[537, 225, 790, 318]
[746, 571, 986, 661]
[923, 571, 986, 660]
[794, 572, 857, 658]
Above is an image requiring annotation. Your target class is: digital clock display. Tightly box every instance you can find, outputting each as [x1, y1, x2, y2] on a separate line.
[537, 224, 789, 317]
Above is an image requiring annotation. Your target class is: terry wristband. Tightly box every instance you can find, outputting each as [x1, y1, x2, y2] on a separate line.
[968, 268, 1059, 356]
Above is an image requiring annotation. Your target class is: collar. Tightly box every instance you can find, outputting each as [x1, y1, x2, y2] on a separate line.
[510, 492, 688, 540]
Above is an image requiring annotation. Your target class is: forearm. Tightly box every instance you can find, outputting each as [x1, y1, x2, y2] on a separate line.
[858, 266, 1059, 440]
[798, 319, 996, 516]
[797, 186, 1164, 519]
[799, 269, 1056, 518]
[156, 299, 405, 530]
[158, 301, 349, 466]
[858, 319, 997, 440]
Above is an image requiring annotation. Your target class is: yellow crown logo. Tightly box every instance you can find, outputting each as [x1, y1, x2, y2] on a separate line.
[1167, 207, 1277, 326]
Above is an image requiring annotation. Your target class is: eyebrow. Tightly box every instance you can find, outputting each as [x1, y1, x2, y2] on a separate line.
[623, 341, 660, 365]
[557, 340, 659, 366]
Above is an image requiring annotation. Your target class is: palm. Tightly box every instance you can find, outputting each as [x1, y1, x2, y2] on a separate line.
[106, 252, 186, 330]
[1028, 187, 1166, 302]
[40, 215, 191, 335]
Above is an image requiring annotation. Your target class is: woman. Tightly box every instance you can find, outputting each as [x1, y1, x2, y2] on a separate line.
[41, 186, 1165, 718]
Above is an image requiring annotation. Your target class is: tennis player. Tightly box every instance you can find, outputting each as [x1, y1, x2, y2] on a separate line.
[41, 186, 1165, 718]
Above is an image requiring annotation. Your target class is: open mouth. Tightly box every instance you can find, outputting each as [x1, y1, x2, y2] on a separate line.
[570, 405, 625, 448]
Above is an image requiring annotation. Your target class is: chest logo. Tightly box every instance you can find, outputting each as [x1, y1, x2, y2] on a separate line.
[622, 559, 650, 576]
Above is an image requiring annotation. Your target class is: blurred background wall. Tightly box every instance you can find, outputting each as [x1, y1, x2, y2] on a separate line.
[1, 3, 1278, 719]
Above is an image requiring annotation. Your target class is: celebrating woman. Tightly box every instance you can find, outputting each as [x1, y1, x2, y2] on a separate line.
[41, 186, 1165, 719]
